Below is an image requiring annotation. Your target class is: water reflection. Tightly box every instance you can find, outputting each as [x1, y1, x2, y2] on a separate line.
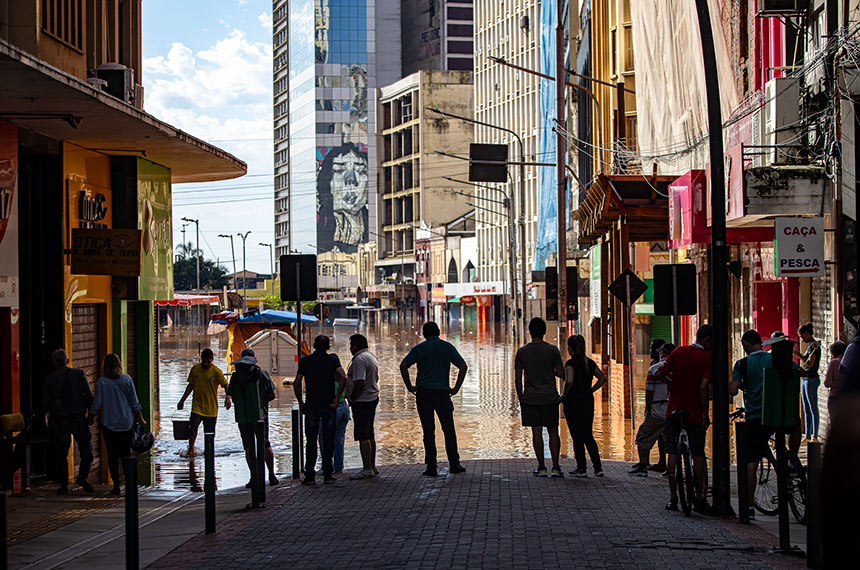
[152, 319, 646, 490]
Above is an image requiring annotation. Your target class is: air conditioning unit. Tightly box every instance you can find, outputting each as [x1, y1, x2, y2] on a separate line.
[763, 77, 801, 165]
[95, 63, 135, 104]
[756, 0, 809, 16]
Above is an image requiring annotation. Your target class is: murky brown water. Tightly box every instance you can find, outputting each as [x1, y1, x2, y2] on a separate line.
[150, 319, 656, 490]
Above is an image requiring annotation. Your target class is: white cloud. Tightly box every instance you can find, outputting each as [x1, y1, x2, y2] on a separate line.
[238, 0, 248, 5]
[258, 12, 272, 30]
[142, 29, 275, 273]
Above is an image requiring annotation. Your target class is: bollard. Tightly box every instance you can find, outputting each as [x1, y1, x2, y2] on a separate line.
[1, 492, 7, 570]
[735, 421, 750, 524]
[292, 408, 300, 479]
[124, 456, 139, 570]
[807, 441, 822, 569]
[204, 432, 215, 534]
[246, 434, 259, 507]
[254, 421, 266, 507]
[775, 431, 792, 551]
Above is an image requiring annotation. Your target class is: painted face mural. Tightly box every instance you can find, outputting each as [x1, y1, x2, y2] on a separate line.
[317, 144, 369, 253]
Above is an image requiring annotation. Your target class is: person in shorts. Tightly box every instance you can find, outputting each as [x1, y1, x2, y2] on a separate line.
[514, 317, 565, 478]
[656, 324, 713, 513]
[346, 334, 380, 480]
[177, 348, 230, 457]
[629, 342, 674, 477]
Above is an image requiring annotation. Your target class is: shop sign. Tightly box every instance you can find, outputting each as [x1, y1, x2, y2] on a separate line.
[78, 191, 108, 228]
[0, 123, 17, 307]
[774, 217, 824, 277]
[460, 295, 476, 305]
[590, 245, 601, 316]
[431, 287, 446, 303]
[137, 159, 173, 299]
[71, 229, 142, 276]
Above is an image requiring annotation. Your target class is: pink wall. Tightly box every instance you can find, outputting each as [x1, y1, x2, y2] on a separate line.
[755, 15, 786, 91]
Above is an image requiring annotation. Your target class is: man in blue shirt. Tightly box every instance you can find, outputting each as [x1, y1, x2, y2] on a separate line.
[400, 322, 468, 477]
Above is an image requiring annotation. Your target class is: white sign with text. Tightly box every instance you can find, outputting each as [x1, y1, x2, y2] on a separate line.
[774, 217, 824, 278]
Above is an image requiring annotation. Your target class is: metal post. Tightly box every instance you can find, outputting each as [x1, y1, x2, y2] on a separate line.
[254, 421, 266, 507]
[776, 431, 791, 550]
[555, 0, 567, 347]
[505, 196, 518, 339]
[246, 430, 258, 507]
[735, 421, 749, 524]
[292, 407, 300, 479]
[124, 456, 139, 570]
[237, 232, 251, 313]
[671, 262, 680, 344]
[807, 441, 822, 568]
[694, 0, 732, 517]
[625, 273, 635, 434]
[1, 492, 7, 570]
[204, 432, 215, 534]
[295, 262, 304, 475]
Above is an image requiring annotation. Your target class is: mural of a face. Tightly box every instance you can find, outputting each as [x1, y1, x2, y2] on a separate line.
[330, 149, 368, 215]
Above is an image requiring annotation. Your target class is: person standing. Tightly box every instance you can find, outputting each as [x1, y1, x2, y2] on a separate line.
[228, 348, 279, 487]
[561, 334, 608, 478]
[629, 342, 674, 477]
[319, 373, 351, 475]
[43, 349, 94, 494]
[656, 324, 713, 513]
[795, 322, 822, 440]
[514, 317, 565, 478]
[89, 353, 145, 495]
[823, 341, 847, 413]
[400, 322, 468, 477]
[177, 348, 231, 457]
[346, 334, 380, 480]
[294, 336, 346, 484]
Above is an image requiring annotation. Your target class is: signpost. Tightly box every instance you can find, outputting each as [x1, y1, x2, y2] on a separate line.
[608, 268, 648, 433]
[774, 217, 824, 277]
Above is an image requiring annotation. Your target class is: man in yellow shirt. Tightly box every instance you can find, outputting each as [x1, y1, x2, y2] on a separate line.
[178, 348, 230, 456]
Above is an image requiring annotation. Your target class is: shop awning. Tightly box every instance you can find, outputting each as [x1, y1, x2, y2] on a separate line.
[0, 39, 245, 183]
[576, 174, 675, 246]
[154, 294, 220, 306]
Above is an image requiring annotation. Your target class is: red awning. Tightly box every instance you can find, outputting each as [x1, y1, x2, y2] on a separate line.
[154, 294, 220, 307]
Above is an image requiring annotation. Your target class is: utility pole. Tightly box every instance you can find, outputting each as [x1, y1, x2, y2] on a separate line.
[218, 234, 238, 289]
[237, 231, 251, 313]
[259, 242, 274, 299]
[180, 223, 188, 258]
[182, 217, 200, 293]
[694, 0, 731, 517]
[555, 0, 568, 345]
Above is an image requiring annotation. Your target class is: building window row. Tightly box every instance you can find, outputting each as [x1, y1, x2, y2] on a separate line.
[41, 0, 84, 52]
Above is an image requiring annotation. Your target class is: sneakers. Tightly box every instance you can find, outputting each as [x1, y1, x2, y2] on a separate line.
[533, 466, 548, 477]
[349, 469, 375, 480]
[550, 467, 564, 478]
[268, 475, 279, 486]
[324, 474, 336, 483]
[373, 467, 379, 476]
[647, 464, 667, 472]
[665, 499, 679, 511]
[449, 464, 466, 474]
[692, 499, 711, 514]
[301, 477, 316, 485]
[422, 467, 438, 477]
[76, 477, 94, 494]
[594, 469, 605, 478]
[628, 465, 648, 477]
[570, 469, 588, 478]
[747, 506, 756, 520]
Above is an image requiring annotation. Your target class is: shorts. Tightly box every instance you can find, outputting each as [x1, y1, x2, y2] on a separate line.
[634, 414, 665, 449]
[521, 403, 559, 427]
[238, 419, 271, 451]
[664, 417, 706, 457]
[745, 418, 775, 463]
[189, 413, 217, 435]
[351, 399, 378, 441]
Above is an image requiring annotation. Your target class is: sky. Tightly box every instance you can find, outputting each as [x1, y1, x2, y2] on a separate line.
[141, 0, 275, 275]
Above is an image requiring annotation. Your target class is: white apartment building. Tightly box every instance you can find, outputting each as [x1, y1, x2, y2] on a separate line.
[473, 0, 541, 284]
[273, 0, 290, 261]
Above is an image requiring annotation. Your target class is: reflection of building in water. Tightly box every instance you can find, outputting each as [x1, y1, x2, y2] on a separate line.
[272, 0, 402, 300]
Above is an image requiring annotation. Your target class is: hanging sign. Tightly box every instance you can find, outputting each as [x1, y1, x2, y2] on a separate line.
[774, 217, 824, 277]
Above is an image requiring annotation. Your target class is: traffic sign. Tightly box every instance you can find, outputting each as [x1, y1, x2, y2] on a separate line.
[608, 268, 647, 306]
[653, 263, 698, 316]
[774, 217, 824, 277]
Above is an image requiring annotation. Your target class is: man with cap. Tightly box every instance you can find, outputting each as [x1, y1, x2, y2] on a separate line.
[656, 324, 713, 513]
[629, 341, 674, 477]
[227, 348, 279, 486]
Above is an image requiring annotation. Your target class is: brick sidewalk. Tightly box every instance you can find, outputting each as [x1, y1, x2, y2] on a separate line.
[151, 459, 806, 570]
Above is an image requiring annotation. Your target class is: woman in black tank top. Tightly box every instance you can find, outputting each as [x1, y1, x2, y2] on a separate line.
[561, 335, 608, 477]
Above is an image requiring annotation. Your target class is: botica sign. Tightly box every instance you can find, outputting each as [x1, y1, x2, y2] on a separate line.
[71, 229, 142, 276]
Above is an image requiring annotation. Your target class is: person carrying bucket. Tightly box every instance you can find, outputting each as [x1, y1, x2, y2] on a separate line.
[177, 348, 231, 456]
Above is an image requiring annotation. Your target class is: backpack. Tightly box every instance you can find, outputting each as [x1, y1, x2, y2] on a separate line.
[738, 357, 748, 388]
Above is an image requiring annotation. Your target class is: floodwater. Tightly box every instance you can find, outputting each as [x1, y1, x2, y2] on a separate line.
[150, 319, 652, 491]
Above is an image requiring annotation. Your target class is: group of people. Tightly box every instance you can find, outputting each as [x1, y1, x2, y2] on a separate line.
[44, 349, 145, 495]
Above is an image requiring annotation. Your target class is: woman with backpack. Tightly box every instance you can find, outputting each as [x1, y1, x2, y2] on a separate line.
[561, 334, 608, 478]
[90, 353, 145, 495]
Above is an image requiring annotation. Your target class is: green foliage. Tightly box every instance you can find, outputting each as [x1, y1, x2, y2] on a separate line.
[259, 283, 314, 313]
[173, 241, 229, 291]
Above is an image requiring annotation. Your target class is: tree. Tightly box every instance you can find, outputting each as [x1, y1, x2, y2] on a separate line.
[173, 243, 229, 291]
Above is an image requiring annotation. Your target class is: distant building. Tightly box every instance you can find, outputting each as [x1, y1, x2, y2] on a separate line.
[226, 271, 273, 291]
[401, 0, 475, 75]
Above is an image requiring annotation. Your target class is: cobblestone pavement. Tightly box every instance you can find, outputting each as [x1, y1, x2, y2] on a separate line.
[151, 459, 806, 570]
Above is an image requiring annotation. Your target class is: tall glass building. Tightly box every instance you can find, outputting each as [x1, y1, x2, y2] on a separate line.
[273, 0, 400, 294]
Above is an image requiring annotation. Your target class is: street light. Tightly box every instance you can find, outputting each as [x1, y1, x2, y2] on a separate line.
[217, 234, 238, 282]
[181, 217, 200, 293]
[237, 231, 251, 313]
[428, 106, 528, 342]
[259, 242, 273, 299]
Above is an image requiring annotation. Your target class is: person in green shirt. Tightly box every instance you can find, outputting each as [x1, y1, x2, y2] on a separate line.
[177, 348, 230, 457]
[400, 322, 468, 477]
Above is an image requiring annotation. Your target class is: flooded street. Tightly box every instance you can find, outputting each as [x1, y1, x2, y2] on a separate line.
[150, 320, 642, 490]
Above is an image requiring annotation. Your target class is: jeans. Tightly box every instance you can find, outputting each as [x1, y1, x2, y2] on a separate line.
[416, 388, 459, 468]
[50, 416, 93, 483]
[305, 408, 336, 477]
[563, 398, 602, 472]
[802, 376, 820, 438]
[102, 427, 133, 487]
[318, 401, 349, 472]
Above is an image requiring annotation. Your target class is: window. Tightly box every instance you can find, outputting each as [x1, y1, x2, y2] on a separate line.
[41, 0, 83, 51]
[625, 116, 638, 152]
[610, 29, 617, 76]
[623, 26, 634, 71]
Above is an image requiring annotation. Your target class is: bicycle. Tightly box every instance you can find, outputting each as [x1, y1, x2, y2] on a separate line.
[729, 407, 807, 524]
[671, 409, 700, 517]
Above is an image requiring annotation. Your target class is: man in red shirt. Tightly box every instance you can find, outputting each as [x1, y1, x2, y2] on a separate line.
[656, 324, 713, 512]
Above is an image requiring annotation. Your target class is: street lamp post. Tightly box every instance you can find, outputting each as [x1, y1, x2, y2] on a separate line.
[428, 107, 527, 342]
[259, 242, 273, 300]
[218, 234, 238, 280]
[237, 231, 251, 313]
[181, 217, 200, 293]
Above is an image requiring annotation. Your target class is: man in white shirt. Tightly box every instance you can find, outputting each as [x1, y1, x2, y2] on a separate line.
[346, 334, 380, 480]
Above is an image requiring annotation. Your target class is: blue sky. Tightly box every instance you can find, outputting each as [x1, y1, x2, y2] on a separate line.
[142, 0, 275, 275]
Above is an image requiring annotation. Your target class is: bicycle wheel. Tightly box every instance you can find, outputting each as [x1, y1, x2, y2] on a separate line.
[675, 451, 690, 516]
[788, 457, 807, 525]
[753, 451, 779, 516]
[682, 449, 696, 515]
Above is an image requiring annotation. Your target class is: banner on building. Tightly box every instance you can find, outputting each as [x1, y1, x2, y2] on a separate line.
[590, 245, 601, 318]
[137, 159, 173, 299]
[0, 122, 17, 307]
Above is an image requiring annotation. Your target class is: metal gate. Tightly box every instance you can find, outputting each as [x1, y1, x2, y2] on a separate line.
[71, 304, 102, 480]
